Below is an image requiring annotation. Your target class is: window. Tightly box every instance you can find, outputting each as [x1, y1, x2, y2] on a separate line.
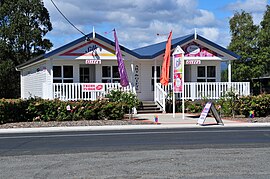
[207, 66, 216, 77]
[197, 66, 216, 82]
[197, 66, 205, 77]
[53, 65, 73, 83]
[53, 66, 61, 78]
[102, 66, 120, 83]
[102, 66, 111, 78]
[63, 66, 73, 78]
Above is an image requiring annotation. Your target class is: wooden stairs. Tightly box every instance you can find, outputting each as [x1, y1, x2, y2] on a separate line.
[137, 101, 163, 114]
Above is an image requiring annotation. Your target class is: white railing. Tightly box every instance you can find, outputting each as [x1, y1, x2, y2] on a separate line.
[49, 83, 133, 101]
[155, 83, 167, 112]
[155, 82, 250, 111]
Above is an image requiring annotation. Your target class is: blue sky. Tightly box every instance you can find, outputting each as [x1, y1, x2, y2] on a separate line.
[43, 0, 269, 51]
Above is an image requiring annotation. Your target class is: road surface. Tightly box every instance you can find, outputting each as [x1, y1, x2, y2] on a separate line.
[0, 127, 270, 178]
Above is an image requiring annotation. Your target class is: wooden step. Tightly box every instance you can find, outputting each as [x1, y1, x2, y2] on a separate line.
[137, 101, 163, 114]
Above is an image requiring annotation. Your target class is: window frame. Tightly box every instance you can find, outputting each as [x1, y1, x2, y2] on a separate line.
[53, 65, 73, 83]
[101, 65, 120, 83]
[197, 65, 216, 82]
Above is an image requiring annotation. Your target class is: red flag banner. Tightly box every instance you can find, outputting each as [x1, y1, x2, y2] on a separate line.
[160, 31, 172, 86]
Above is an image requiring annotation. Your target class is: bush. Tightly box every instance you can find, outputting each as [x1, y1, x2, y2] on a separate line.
[105, 90, 140, 113]
[238, 94, 270, 117]
[184, 100, 205, 113]
[0, 92, 138, 124]
[216, 90, 240, 117]
[165, 100, 205, 113]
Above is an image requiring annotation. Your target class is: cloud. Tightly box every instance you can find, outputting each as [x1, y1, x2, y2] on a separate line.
[225, 0, 267, 13]
[225, 0, 268, 24]
[198, 28, 219, 42]
[186, 9, 216, 27]
[43, 0, 226, 49]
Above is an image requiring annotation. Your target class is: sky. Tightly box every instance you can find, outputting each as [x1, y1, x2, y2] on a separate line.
[43, 0, 269, 51]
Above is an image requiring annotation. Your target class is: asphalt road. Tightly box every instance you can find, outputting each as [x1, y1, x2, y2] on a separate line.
[0, 127, 270, 178]
[0, 127, 270, 156]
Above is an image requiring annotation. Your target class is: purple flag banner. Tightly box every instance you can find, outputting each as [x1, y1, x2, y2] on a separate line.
[113, 29, 129, 87]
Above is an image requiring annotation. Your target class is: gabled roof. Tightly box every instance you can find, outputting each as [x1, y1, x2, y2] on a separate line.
[195, 34, 240, 59]
[16, 32, 239, 70]
[134, 33, 240, 59]
[16, 32, 139, 69]
[134, 34, 194, 58]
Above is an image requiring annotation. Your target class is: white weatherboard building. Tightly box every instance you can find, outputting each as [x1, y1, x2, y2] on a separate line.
[16, 32, 250, 112]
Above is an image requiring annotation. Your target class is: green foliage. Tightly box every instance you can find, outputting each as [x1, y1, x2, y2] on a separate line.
[221, 69, 228, 82]
[228, 10, 260, 82]
[216, 92, 270, 117]
[258, 5, 270, 77]
[0, 0, 53, 98]
[0, 60, 20, 98]
[228, 8, 270, 85]
[184, 100, 205, 113]
[105, 90, 140, 113]
[165, 100, 204, 113]
[0, 0, 53, 62]
[216, 90, 240, 117]
[0, 98, 132, 124]
[238, 94, 270, 117]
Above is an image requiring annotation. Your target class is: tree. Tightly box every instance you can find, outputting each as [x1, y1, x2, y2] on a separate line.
[228, 11, 261, 81]
[0, 0, 52, 98]
[258, 5, 270, 76]
[228, 7, 270, 93]
[0, 60, 19, 98]
[228, 10, 260, 82]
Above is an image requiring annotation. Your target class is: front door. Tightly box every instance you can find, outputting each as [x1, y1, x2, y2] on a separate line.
[184, 65, 191, 82]
[80, 65, 95, 83]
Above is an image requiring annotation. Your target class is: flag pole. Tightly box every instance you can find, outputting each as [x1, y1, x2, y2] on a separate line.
[172, 53, 175, 118]
[182, 54, 185, 120]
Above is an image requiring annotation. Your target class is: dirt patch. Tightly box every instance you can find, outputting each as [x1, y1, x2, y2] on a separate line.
[0, 118, 153, 129]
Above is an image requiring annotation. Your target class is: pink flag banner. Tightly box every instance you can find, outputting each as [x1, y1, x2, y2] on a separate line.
[173, 46, 184, 93]
[113, 29, 129, 87]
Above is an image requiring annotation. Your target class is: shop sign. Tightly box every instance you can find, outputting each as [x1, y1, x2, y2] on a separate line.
[187, 45, 200, 54]
[173, 46, 184, 93]
[134, 63, 141, 93]
[82, 83, 105, 92]
[85, 60, 101, 64]
[186, 60, 201, 65]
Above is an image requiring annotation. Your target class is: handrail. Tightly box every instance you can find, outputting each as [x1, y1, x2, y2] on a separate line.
[155, 83, 167, 112]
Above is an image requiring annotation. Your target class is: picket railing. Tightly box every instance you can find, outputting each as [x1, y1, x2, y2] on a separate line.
[43, 83, 134, 101]
[42, 82, 250, 113]
[155, 82, 250, 112]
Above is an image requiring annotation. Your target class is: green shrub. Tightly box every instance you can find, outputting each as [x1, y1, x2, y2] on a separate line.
[216, 90, 240, 117]
[184, 100, 205, 113]
[0, 95, 133, 124]
[105, 90, 140, 113]
[0, 99, 30, 123]
[238, 94, 270, 117]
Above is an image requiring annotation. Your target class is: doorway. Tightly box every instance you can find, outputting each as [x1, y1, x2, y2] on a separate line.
[79, 65, 95, 83]
[184, 65, 191, 82]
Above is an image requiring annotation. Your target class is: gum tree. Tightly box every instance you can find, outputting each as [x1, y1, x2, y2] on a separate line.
[0, 0, 53, 98]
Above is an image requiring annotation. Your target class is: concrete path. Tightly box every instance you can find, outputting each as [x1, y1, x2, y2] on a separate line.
[134, 113, 242, 125]
[1, 113, 270, 134]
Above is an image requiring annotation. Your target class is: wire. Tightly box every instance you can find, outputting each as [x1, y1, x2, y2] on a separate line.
[50, 0, 87, 36]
